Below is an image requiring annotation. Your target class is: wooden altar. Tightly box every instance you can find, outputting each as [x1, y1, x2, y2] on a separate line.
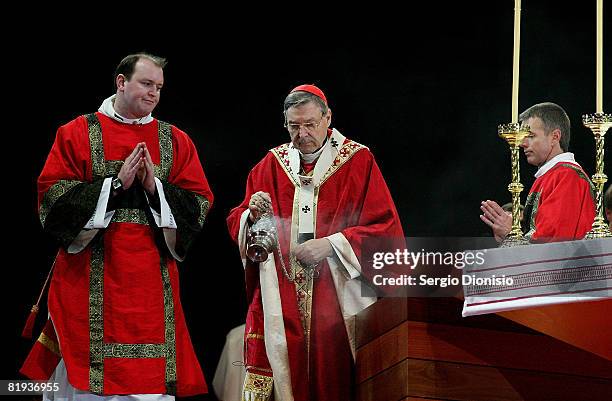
[355, 297, 612, 401]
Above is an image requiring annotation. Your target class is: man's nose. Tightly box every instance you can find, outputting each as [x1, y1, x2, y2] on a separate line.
[520, 137, 528, 148]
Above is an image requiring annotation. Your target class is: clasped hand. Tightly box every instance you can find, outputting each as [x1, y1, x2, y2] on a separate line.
[117, 142, 156, 195]
[480, 200, 512, 243]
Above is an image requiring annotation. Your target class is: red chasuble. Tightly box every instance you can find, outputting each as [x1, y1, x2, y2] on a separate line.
[525, 162, 595, 242]
[227, 132, 404, 401]
[21, 112, 212, 396]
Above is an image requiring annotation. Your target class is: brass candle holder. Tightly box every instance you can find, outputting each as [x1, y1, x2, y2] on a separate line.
[498, 122, 531, 247]
[582, 112, 612, 239]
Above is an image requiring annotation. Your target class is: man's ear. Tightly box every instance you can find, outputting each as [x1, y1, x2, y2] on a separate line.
[550, 128, 561, 145]
[116, 74, 127, 91]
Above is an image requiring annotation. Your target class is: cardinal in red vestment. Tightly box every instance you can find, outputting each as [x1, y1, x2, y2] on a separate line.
[227, 84, 404, 401]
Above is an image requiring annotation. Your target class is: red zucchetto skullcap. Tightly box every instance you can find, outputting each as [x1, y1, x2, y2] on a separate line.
[290, 84, 327, 105]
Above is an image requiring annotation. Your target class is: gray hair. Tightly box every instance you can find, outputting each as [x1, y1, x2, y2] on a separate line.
[519, 102, 571, 152]
[283, 91, 328, 121]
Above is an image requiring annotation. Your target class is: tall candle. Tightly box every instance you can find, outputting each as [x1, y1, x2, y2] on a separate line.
[512, 0, 522, 122]
[596, 0, 603, 113]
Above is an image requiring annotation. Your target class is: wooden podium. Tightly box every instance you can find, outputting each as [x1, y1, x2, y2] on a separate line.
[355, 297, 612, 401]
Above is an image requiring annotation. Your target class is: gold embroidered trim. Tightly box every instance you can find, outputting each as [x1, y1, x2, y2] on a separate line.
[246, 333, 265, 340]
[242, 372, 273, 401]
[161, 255, 177, 394]
[319, 139, 365, 186]
[270, 143, 299, 186]
[89, 239, 105, 393]
[293, 255, 314, 341]
[39, 180, 83, 226]
[104, 160, 124, 176]
[85, 114, 106, 178]
[103, 343, 166, 358]
[157, 121, 173, 180]
[270, 140, 366, 189]
[195, 194, 211, 228]
[37, 332, 61, 357]
[112, 209, 149, 225]
[524, 192, 541, 240]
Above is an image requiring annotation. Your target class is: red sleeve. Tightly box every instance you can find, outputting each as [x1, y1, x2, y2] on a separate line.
[340, 151, 405, 267]
[532, 167, 596, 242]
[226, 155, 271, 243]
[37, 117, 90, 209]
[226, 158, 271, 372]
[168, 126, 213, 203]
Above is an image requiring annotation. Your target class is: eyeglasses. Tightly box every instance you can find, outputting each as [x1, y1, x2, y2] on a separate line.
[284, 117, 324, 134]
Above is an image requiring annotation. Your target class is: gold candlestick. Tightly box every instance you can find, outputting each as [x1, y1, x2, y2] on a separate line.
[498, 122, 531, 247]
[583, 112, 612, 239]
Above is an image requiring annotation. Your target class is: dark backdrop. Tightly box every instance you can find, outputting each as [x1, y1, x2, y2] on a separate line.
[5, 2, 610, 400]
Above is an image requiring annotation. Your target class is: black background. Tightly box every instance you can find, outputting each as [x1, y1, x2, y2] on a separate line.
[4, 2, 611, 400]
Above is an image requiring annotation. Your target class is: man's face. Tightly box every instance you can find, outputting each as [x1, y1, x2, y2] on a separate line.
[285, 101, 331, 154]
[520, 117, 558, 166]
[117, 58, 164, 119]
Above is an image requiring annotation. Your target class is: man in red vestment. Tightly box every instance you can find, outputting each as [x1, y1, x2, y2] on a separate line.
[481, 102, 595, 242]
[227, 84, 404, 401]
[20, 53, 212, 400]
